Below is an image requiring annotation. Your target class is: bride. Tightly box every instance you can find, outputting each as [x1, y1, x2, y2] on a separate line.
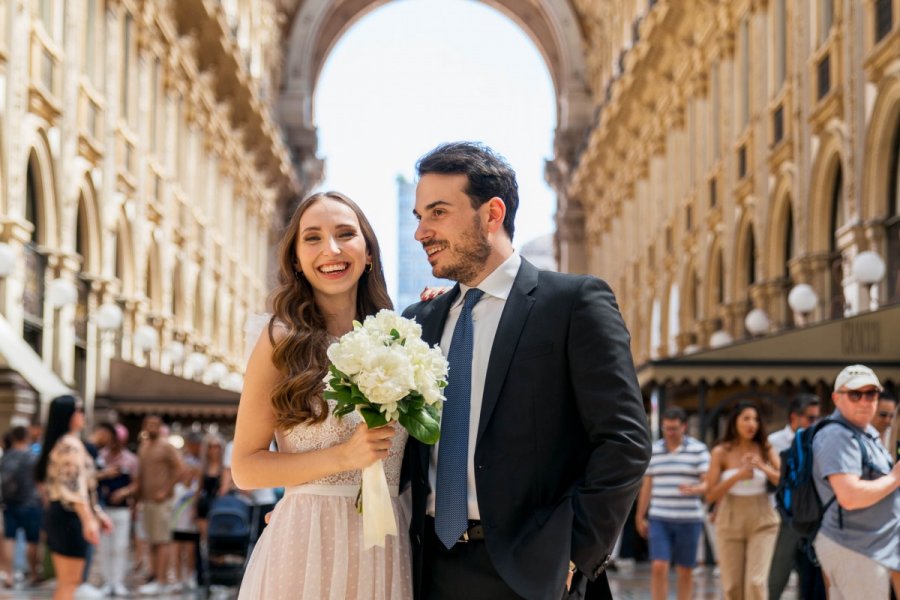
[233, 191, 412, 599]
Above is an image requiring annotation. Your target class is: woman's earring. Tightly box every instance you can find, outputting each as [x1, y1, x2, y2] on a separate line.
[366, 263, 373, 273]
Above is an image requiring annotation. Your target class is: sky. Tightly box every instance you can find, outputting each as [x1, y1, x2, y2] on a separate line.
[314, 0, 557, 300]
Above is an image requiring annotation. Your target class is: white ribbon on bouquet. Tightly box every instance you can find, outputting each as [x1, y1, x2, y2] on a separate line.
[361, 459, 398, 549]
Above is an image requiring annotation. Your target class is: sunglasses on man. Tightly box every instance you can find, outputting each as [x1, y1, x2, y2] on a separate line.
[838, 389, 879, 402]
[876, 410, 895, 418]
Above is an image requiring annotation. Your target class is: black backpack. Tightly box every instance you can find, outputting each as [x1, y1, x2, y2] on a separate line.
[774, 418, 878, 539]
[0, 450, 35, 505]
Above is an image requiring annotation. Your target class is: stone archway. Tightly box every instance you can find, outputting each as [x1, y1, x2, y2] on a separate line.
[276, 0, 594, 267]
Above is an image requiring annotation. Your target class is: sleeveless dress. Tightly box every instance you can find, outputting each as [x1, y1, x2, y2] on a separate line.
[238, 401, 412, 599]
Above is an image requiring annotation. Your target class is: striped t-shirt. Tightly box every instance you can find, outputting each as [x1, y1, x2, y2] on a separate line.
[646, 436, 710, 522]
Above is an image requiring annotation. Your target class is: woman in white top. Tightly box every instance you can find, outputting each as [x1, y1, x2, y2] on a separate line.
[707, 401, 781, 600]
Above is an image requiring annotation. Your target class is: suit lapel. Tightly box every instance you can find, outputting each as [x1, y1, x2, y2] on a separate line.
[476, 260, 538, 447]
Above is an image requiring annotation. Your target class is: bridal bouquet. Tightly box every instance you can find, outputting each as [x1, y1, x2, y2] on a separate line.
[324, 309, 448, 547]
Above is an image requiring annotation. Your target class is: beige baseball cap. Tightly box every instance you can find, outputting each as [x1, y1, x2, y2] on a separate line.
[833, 364, 883, 392]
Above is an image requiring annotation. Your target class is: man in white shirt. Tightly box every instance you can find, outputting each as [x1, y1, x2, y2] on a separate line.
[872, 392, 896, 451]
[768, 394, 823, 600]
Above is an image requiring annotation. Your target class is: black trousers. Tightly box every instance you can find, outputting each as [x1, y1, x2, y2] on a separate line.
[422, 517, 595, 600]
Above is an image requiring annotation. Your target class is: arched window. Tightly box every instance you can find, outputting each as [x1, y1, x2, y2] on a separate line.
[886, 123, 900, 305]
[23, 164, 45, 356]
[783, 201, 796, 324]
[829, 166, 845, 318]
[74, 196, 90, 398]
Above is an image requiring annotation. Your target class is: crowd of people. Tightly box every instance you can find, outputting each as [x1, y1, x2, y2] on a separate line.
[0, 140, 896, 600]
[635, 365, 900, 600]
[0, 406, 268, 599]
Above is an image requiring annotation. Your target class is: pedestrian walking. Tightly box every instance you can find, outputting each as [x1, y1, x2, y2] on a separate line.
[707, 401, 780, 600]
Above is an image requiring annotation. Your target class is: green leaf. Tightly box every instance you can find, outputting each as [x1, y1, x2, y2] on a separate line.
[424, 403, 441, 421]
[399, 408, 441, 445]
[358, 406, 389, 429]
[333, 402, 356, 418]
[324, 389, 352, 404]
[390, 328, 401, 340]
[329, 365, 349, 380]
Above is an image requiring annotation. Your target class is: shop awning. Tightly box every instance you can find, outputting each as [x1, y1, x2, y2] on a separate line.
[637, 303, 900, 389]
[0, 315, 72, 399]
[98, 359, 240, 417]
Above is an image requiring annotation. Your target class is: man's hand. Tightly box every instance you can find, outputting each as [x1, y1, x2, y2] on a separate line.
[635, 516, 649, 539]
[97, 512, 114, 534]
[679, 482, 705, 496]
[152, 489, 169, 502]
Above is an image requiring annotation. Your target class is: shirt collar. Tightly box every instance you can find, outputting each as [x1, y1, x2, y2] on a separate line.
[455, 252, 521, 306]
[832, 410, 880, 439]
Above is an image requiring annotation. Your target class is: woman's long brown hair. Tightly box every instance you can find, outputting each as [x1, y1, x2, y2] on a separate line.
[268, 191, 392, 430]
[717, 400, 771, 458]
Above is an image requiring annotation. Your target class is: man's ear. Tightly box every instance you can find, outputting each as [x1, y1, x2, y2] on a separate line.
[485, 197, 507, 234]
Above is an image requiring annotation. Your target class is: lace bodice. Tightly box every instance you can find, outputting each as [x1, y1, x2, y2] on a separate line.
[275, 400, 408, 487]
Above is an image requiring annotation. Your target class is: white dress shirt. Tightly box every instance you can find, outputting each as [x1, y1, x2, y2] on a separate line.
[768, 425, 795, 454]
[426, 251, 521, 520]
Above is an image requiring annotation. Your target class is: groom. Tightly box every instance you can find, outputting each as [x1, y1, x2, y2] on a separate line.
[402, 142, 651, 600]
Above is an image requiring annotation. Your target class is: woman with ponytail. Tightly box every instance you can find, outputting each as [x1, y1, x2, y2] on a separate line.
[35, 396, 111, 600]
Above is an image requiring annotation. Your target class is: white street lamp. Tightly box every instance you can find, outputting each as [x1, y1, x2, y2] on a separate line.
[221, 372, 244, 392]
[47, 278, 78, 308]
[851, 251, 886, 311]
[163, 340, 186, 366]
[0, 243, 16, 277]
[709, 329, 733, 348]
[744, 308, 770, 336]
[133, 325, 158, 352]
[185, 352, 208, 378]
[788, 283, 818, 315]
[95, 303, 124, 332]
[205, 361, 228, 385]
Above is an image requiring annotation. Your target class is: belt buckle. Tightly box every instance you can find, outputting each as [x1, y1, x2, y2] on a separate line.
[460, 529, 469, 543]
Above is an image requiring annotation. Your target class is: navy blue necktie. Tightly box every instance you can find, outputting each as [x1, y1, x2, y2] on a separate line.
[435, 288, 484, 549]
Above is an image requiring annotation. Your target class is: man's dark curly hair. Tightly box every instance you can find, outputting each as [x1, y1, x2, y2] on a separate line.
[416, 141, 519, 241]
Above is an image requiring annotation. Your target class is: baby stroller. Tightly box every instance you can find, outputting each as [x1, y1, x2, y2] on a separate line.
[204, 492, 256, 588]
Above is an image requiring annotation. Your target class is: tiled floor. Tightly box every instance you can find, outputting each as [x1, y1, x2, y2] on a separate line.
[0, 561, 799, 599]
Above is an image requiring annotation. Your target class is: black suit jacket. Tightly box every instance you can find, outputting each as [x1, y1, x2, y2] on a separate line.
[402, 259, 651, 600]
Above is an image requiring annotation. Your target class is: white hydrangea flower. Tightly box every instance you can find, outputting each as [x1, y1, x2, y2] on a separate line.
[354, 345, 416, 406]
[326, 327, 376, 376]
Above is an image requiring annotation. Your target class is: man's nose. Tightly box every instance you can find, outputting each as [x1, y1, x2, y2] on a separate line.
[414, 221, 429, 242]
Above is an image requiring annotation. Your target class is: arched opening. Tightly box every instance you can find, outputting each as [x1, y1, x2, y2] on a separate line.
[23, 161, 46, 356]
[782, 200, 795, 325]
[74, 194, 91, 398]
[193, 278, 203, 340]
[172, 262, 184, 330]
[705, 242, 725, 340]
[311, 1, 560, 293]
[886, 122, 900, 304]
[667, 283, 680, 355]
[828, 165, 846, 318]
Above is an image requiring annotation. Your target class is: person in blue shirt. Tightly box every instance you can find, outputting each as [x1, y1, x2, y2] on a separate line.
[812, 364, 900, 600]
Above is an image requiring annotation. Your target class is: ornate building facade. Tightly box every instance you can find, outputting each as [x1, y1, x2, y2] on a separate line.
[0, 0, 301, 427]
[557, 0, 900, 429]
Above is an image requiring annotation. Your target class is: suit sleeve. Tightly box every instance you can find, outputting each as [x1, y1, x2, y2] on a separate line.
[567, 277, 651, 577]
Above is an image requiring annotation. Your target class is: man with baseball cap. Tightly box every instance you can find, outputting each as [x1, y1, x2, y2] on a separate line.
[811, 364, 900, 599]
